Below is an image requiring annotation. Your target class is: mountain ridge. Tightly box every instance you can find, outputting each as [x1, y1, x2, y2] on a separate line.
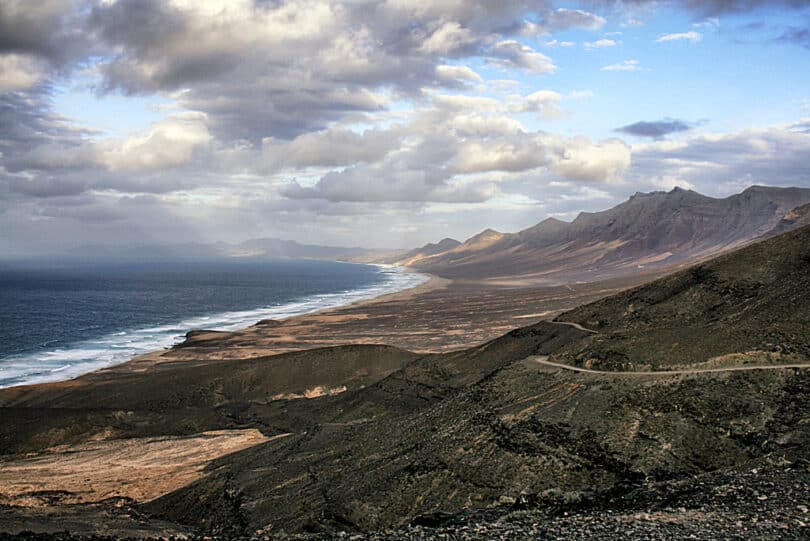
[399, 185, 810, 283]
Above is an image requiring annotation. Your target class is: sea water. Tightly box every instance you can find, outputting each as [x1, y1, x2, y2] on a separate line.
[0, 258, 426, 388]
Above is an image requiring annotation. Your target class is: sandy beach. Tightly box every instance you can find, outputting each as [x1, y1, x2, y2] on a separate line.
[92, 267, 667, 378]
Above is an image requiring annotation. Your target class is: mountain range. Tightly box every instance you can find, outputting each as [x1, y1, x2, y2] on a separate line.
[53, 186, 810, 288]
[398, 185, 810, 283]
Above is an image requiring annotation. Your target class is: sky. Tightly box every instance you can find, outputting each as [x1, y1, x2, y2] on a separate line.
[1, 0, 809, 256]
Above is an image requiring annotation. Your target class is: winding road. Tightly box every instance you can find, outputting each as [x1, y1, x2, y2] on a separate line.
[530, 356, 810, 376]
[537, 320, 810, 375]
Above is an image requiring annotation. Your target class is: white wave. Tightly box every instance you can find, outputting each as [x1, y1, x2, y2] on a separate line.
[50, 364, 72, 373]
[0, 266, 427, 389]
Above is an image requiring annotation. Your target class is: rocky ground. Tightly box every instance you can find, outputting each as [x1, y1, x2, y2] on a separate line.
[4, 463, 809, 540]
[554, 223, 810, 370]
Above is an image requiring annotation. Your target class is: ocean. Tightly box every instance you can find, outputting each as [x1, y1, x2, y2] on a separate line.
[0, 258, 426, 389]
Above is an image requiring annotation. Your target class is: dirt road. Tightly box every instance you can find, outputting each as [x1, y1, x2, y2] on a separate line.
[531, 355, 810, 376]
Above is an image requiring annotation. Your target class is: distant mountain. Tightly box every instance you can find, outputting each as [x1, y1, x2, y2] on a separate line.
[65, 237, 373, 262]
[395, 237, 461, 266]
[401, 186, 810, 283]
[228, 238, 370, 259]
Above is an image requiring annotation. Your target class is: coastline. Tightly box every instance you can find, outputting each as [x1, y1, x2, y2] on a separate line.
[92, 267, 445, 377]
[88, 269, 663, 380]
[0, 263, 429, 389]
[7, 260, 672, 387]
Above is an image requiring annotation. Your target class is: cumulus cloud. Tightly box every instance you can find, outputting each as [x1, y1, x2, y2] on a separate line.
[7, 113, 212, 174]
[514, 90, 564, 118]
[418, 21, 477, 55]
[616, 119, 693, 139]
[272, 91, 634, 204]
[488, 40, 557, 73]
[99, 113, 212, 171]
[546, 136, 631, 182]
[656, 31, 702, 42]
[543, 8, 606, 30]
[78, 0, 563, 141]
[435, 64, 483, 83]
[452, 139, 548, 174]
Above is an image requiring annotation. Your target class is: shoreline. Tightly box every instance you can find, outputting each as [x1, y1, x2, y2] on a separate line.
[0, 263, 431, 390]
[7, 262, 670, 388]
[95, 267, 445, 377]
[90, 270, 661, 380]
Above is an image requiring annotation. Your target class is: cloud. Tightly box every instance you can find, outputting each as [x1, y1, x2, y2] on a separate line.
[791, 118, 810, 133]
[543, 8, 606, 30]
[514, 90, 564, 118]
[0, 54, 45, 91]
[628, 125, 810, 195]
[488, 40, 557, 74]
[546, 136, 631, 182]
[616, 119, 693, 139]
[7, 113, 212, 174]
[693, 17, 720, 28]
[451, 139, 548, 174]
[656, 31, 702, 43]
[680, 0, 810, 17]
[259, 128, 399, 171]
[418, 21, 477, 55]
[0, 0, 94, 66]
[78, 0, 562, 142]
[280, 130, 496, 203]
[435, 64, 483, 83]
[777, 26, 810, 49]
[98, 113, 212, 171]
[271, 91, 635, 203]
[601, 59, 642, 71]
[585, 39, 619, 49]
[543, 40, 576, 48]
[432, 94, 504, 113]
[587, 0, 809, 18]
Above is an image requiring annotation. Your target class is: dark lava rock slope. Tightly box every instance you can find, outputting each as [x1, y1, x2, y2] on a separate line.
[554, 222, 810, 370]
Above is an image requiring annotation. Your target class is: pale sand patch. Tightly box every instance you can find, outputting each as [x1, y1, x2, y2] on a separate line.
[271, 385, 348, 401]
[320, 273, 450, 309]
[0, 429, 280, 507]
[512, 311, 554, 319]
